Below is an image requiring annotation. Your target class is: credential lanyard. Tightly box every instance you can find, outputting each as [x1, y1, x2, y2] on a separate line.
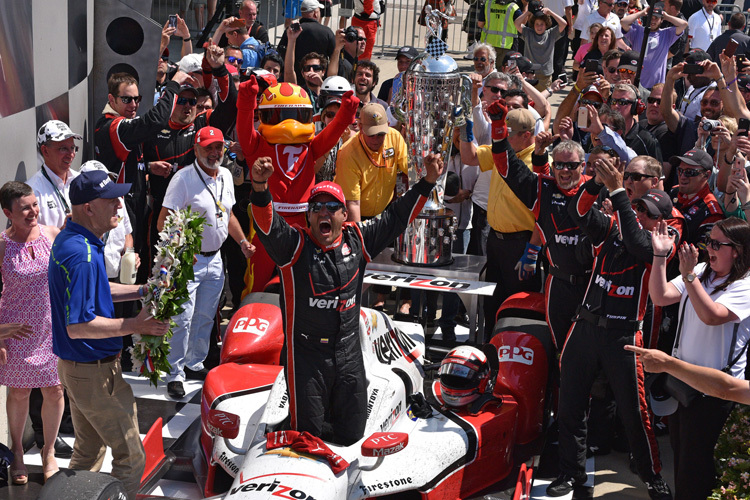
[41, 167, 71, 215]
[193, 164, 226, 217]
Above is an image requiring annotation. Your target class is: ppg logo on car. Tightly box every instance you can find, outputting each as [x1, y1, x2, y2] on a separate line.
[497, 345, 534, 365]
[232, 317, 270, 335]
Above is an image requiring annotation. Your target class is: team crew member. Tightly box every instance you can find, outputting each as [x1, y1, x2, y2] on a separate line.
[49, 171, 169, 500]
[236, 76, 358, 295]
[489, 116, 590, 350]
[546, 158, 675, 499]
[248, 154, 442, 444]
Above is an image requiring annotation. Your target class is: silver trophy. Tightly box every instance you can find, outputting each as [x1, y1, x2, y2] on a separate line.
[391, 7, 472, 266]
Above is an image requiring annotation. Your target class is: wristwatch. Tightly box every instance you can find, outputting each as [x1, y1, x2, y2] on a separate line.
[682, 272, 697, 283]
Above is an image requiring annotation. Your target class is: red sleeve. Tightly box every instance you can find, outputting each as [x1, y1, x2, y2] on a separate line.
[310, 92, 359, 160]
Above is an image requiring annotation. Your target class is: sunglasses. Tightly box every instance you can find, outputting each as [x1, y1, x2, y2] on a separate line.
[610, 98, 635, 106]
[580, 99, 603, 109]
[484, 85, 506, 96]
[705, 0, 718, 3]
[323, 111, 337, 119]
[618, 68, 636, 75]
[606, 66, 618, 74]
[647, 97, 661, 105]
[474, 56, 488, 62]
[677, 167, 706, 177]
[303, 64, 325, 72]
[553, 161, 583, 170]
[48, 145, 79, 154]
[705, 236, 733, 250]
[309, 201, 345, 213]
[117, 95, 142, 104]
[177, 96, 198, 106]
[701, 99, 722, 106]
[227, 56, 244, 65]
[623, 171, 656, 181]
[635, 203, 660, 220]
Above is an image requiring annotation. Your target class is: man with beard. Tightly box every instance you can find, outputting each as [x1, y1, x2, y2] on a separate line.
[157, 128, 254, 399]
[352, 60, 388, 108]
[661, 60, 723, 156]
[248, 154, 443, 445]
[471, 43, 497, 79]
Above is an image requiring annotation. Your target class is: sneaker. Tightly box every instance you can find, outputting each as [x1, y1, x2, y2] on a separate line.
[645, 474, 673, 500]
[464, 42, 477, 60]
[546, 472, 588, 497]
[167, 381, 185, 399]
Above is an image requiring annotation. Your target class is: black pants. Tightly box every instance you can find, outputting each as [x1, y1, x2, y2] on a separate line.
[467, 203, 488, 256]
[484, 230, 541, 334]
[558, 320, 661, 481]
[553, 23, 570, 79]
[669, 396, 734, 500]
[545, 274, 586, 351]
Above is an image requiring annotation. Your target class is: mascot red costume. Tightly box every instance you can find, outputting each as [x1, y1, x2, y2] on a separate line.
[237, 77, 359, 295]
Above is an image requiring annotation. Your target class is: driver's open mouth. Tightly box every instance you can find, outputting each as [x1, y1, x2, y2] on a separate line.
[319, 221, 332, 235]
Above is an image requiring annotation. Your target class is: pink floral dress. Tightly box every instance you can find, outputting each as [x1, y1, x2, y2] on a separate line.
[0, 227, 60, 388]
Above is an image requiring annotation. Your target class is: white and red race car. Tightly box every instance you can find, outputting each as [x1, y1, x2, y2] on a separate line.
[40, 291, 553, 500]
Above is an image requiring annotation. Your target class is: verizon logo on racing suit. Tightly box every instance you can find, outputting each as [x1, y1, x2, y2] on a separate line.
[594, 275, 635, 298]
[554, 234, 579, 245]
[308, 296, 356, 311]
[498, 345, 534, 365]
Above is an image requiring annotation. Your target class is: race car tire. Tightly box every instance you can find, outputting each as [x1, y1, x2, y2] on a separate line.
[37, 469, 127, 500]
[239, 291, 280, 309]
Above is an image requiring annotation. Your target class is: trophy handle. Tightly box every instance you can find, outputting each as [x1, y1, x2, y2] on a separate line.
[453, 74, 473, 128]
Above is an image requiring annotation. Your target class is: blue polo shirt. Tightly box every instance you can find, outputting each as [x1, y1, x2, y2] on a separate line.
[49, 220, 121, 362]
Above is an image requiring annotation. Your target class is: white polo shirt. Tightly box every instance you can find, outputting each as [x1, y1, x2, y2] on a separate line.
[580, 10, 623, 41]
[687, 8, 722, 51]
[162, 162, 235, 253]
[26, 164, 79, 228]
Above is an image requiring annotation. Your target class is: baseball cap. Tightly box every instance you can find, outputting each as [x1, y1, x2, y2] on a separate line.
[618, 50, 640, 72]
[645, 374, 678, 417]
[507, 108, 535, 134]
[178, 84, 199, 96]
[515, 56, 541, 74]
[581, 85, 603, 99]
[652, 2, 665, 15]
[195, 126, 225, 146]
[310, 181, 346, 205]
[301, 0, 324, 11]
[739, 74, 750, 92]
[633, 189, 673, 219]
[37, 120, 82, 146]
[502, 51, 522, 66]
[70, 170, 131, 205]
[396, 46, 420, 60]
[360, 103, 390, 136]
[79, 160, 117, 181]
[529, 0, 545, 16]
[669, 148, 714, 170]
[179, 53, 203, 74]
[685, 49, 710, 64]
[161, 47, 170, 60]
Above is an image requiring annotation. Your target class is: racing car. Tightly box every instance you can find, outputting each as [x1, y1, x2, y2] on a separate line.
[39, 290, 553, 500]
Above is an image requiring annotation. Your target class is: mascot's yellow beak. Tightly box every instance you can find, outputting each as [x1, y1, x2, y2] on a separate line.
[258, 120, 315, 145]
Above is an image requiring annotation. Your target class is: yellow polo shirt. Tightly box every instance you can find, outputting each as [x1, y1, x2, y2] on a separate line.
[334, 129, 409, 217]
[477, 143, 536, 233]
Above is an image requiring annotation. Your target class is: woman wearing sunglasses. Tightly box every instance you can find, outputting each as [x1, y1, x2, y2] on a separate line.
[649, 216, 750, 500]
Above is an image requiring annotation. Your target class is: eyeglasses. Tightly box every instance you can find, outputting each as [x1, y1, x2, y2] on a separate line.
[580, 99, 603, 109]
[610, 98, 636, 106]
[647, 97, 661, 105]
[309, 201, 345, 213]
[553, 161, 583, 170]
[484, 85, 506, 95]
[323, 111, 337, 119]
[705, 236, 733, 250]
[701, 99, 722, 106]
[474, 56, 488, 62]
[677, 167, 706, 177]
[623, 171, 655, 181]
[618, 68, 636, 75]
[177, 96, 198, 106]
[303, 64, 325, 72]
[117, 95, 142, 104]
[227, 56, 244, 65]
[47, 145, 79, 154]
[635, 203, 660, 220]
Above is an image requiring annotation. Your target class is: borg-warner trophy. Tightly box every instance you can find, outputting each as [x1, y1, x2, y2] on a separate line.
[392, 6, 472, 266]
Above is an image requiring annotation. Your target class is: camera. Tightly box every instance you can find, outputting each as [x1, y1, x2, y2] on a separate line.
[701, 119, 722, 131]
[344, 26, 359, 43]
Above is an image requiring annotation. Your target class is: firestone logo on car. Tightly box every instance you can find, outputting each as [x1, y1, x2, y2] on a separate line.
[497, 345, 534, 365]
[233, 317, 270, 335]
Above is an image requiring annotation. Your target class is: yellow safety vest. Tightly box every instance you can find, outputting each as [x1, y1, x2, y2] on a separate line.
[481, 0, 519, 49]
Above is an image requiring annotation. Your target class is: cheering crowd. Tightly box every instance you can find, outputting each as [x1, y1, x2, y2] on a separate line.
[3, 0, 750, 497]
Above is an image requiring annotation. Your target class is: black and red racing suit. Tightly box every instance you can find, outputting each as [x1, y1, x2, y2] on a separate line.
[558, 179, 678, 483]
[249, 178, 432, 445]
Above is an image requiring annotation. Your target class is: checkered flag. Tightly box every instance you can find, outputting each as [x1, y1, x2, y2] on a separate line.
[426, 37, 449, 59]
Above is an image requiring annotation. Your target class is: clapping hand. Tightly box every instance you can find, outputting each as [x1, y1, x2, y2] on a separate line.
[651, 220, 676, 257]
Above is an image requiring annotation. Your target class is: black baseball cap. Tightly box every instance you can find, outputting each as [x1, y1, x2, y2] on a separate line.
[738, 74, 750, 92]
[529, 0, 545, 16]
[70, 170, 131, 205]
[396, 46, 419, 60]
[633, 189, 673, 219]
[669, 148, 714, 170]
[685, 49, 710, 64]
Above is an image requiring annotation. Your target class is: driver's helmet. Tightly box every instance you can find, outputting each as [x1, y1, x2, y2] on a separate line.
[318, 75, 351, 110]
[257, 82, 314, 144]
[438, 346, 491, 407]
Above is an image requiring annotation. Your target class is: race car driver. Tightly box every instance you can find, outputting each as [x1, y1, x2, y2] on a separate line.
[248, 153, 443, 445]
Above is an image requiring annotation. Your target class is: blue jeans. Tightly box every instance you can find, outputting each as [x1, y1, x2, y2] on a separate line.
[439, 229, 471, 332]
[167, 253, 224, 382]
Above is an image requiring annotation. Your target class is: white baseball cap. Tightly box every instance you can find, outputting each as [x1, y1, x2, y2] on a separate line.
[37, 120, 82, 146]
